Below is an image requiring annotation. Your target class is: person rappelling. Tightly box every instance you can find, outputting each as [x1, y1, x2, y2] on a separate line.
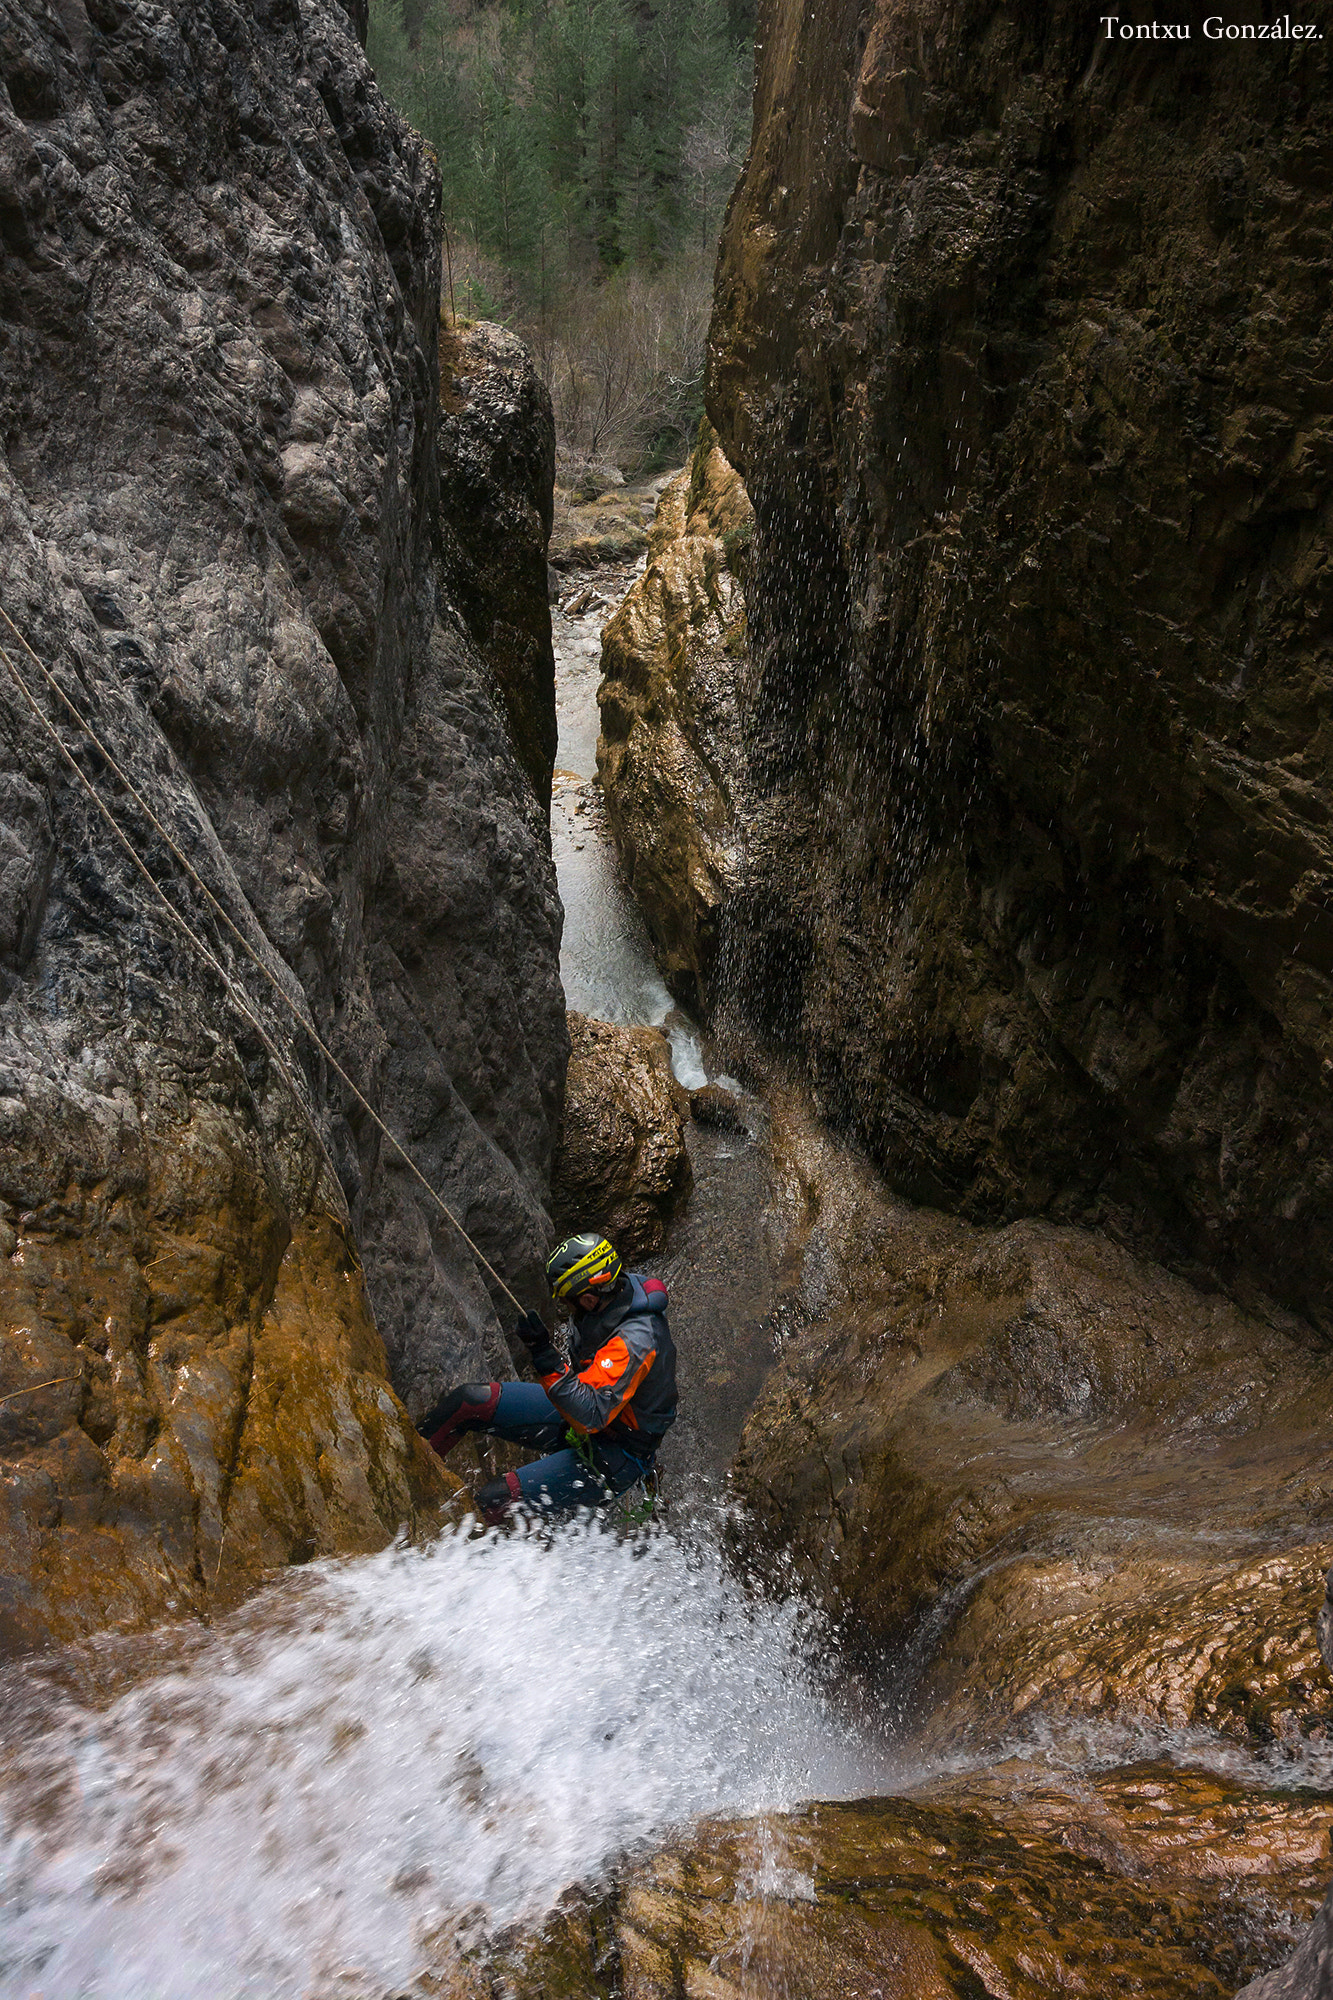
[416, 1232, 678, 1524]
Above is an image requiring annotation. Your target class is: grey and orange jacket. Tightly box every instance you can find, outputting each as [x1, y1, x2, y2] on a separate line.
[539, 1273, 678, 1448]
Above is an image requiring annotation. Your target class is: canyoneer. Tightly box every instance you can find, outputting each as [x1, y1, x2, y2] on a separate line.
[416, 1233, 677, 1524]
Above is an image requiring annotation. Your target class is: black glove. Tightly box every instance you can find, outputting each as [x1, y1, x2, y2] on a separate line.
[514, 1310, 548, 1353]
[514, 1311, 563, 1376]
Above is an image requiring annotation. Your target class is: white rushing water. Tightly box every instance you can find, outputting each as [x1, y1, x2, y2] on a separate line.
[550, 568, 723, 1091]
[0, 1520, 887, 2000]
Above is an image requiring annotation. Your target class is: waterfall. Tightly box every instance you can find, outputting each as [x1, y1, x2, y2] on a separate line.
[0, 1521, 884, 1999]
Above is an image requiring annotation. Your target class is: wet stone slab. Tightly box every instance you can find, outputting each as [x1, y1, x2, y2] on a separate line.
[470, 1772, 1331, 2000]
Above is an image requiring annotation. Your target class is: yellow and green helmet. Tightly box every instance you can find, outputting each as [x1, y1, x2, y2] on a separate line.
[545, 1232, 623, 1303]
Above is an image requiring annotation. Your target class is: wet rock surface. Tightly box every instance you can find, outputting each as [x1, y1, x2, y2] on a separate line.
[0, 0, 561, 1646]
[1235, 1561, 1333, 1996]
[707, 0, 1333, 1327]
[479, 1773, 1329, 1999]
[549, 1013, 692, 1261]
[688, 1082, 750, 1134]
[730, 1091, 1333, 1765]
[597, 431, 751, 1012]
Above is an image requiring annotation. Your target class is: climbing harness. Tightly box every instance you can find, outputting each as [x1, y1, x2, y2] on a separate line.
[565, 1424, 660, 1526]
[0, 602, 524, 1314]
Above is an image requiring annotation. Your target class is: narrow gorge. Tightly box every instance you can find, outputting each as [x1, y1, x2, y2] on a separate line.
[1, 1, 1331, 1997]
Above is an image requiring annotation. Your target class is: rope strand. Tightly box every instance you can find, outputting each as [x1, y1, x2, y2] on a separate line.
[0, 1376, 79, 1406]
[0, 603, 524, 1316]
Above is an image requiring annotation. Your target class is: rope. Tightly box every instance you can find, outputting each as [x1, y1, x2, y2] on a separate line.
[0, 603, 525, 1316]
[0, 1376, 79, 1406]
[0, 632, 342, 1207]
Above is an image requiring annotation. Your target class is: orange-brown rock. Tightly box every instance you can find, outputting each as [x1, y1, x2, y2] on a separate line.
[549, 1015, 692, 1261]
[482, 1771, 1328, 1999]
[0, 1124, 458, 1650]
[731, 1092, 1333, 1757]
[597, 431, 751, 1012]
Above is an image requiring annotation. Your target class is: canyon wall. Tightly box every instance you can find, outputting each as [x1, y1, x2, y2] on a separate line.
[707, 0, 1333, 1329]
[0, 0, 563, 1648]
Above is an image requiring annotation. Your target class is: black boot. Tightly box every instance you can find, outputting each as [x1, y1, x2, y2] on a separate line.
[475, 1471, 522, 1524]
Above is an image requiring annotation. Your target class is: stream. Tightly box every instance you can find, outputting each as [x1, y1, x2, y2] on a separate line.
[0, 557, 1327, 1998]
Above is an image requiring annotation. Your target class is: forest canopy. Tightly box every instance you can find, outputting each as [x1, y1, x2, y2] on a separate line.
[368, 0, 755, 477]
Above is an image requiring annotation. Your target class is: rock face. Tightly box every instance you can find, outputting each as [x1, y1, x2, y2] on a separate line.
[597, 431, 751, 1013]
[0, 0, 563, 1649]
[732, 1091, 1333, 1758]
[707, 2, 1333, 1329]
[437, 319, 557, 801]
[1235, 1568, 1333, 1997]
[444, 1771, 1331, 1998]
[549, 1014, 692, 1261]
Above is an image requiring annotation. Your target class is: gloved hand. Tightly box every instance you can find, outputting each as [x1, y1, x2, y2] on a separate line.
[514, 1310, 563, 1377]
[514, 1310, 549, 1354]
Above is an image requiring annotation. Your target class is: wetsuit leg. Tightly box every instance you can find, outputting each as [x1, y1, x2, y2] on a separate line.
[474, 1436, 654, 1524]
[484, 1381, 567, 1453]
[420, 1380, 568, 1460]
[475, 1446, 603, 1523]
[590, 1437, 655, 1496]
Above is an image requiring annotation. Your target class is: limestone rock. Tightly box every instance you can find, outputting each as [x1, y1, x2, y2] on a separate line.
[493, 1775, 1327, 1999]
[1234, 1575, 1333, 1996]
[730, 1091, 1333, 1756]
[597, 432, 751, 1011]
[437, 320, 557, 801]
[707, 0, 1333, 1329]
[550, 1015, 692, 1261]
[0, 0, 561, 1647]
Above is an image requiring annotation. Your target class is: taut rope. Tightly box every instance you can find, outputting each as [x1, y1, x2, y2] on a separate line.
[0, 602, 524, 1315]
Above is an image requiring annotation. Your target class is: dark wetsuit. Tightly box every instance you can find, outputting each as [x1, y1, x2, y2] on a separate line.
[418, 1273, 677, 1520]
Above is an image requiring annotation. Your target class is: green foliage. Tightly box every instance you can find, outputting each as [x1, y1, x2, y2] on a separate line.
[368, 0, 753, 287]
[370, 0, 752, 473]
[687, 413, 718, 517]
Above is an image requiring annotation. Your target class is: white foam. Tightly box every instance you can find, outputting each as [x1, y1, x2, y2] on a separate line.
[0, 1520, 882, 2000]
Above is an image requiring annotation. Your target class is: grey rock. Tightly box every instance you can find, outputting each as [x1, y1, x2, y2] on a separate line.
[1235, 1895, 1333, 1999]
[437, 320, 557, 802]
[0, 0, 563, 1647]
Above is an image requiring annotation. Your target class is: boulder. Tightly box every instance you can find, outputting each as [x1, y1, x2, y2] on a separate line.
[484, 1773, 1328, 1999]
[597, 430, 751, 1012]
[0, 0, 562, 1647]
[550, 1015, 692, 1261]
[707, 0, 1333, 1329]
[688, 1084, 750, 1135]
